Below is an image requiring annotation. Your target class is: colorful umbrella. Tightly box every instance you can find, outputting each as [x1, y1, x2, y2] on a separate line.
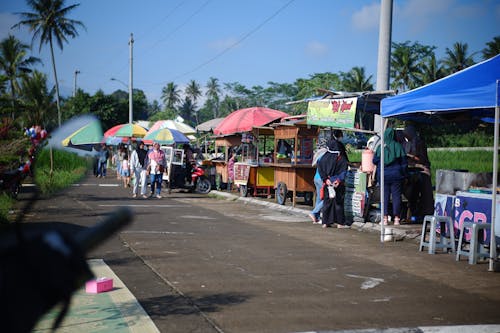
[103, 123, 147, 138]
[142, 128, 190, 145]
[61, 119, 103, 151]
[149, 120, 196, 134]
[213, 107, 288, 135]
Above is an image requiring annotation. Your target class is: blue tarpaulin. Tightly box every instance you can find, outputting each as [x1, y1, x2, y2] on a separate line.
[381, 54, 500, 120]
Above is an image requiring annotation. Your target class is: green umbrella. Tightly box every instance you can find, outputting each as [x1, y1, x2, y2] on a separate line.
[62, 120, 103, 151]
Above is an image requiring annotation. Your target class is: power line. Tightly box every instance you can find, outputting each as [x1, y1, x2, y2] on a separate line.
[169, 0, 295, 82]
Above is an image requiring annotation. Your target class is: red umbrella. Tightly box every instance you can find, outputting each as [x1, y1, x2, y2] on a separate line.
[213, 107, 288, 135]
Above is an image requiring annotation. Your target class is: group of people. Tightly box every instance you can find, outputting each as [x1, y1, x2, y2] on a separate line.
[95, 142, 199, 199]
[95, 141, 167, 199]
[309, 125, 433, 228]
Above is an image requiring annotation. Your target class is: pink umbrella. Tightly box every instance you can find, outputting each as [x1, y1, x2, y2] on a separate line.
[213, 107, 288, 135]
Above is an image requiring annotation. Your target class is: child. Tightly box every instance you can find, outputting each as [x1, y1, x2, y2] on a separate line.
[121, 153, 131, 188]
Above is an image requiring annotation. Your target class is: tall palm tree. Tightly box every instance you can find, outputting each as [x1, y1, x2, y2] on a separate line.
[341, 66, 373, 92]
[179, 97, 196, 125]
[13, 0, 85, 126]
[441, 42, 475, 74]
[205, 77, 221, 119]
[161, 81, 180, 110]
[390, 43, 423, 91]
[185, 80, 201, 124]
[418, 54, 445, 85]
[482, 36, 500, 60]
[19, 70, 56, 127]
[0, 35, 40, 119]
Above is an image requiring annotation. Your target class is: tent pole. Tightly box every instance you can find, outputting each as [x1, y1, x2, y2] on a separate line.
[380, 118, 387, 242]
[489, 80, 499, 272]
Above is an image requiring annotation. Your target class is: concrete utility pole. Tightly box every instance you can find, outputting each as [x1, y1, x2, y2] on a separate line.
[376, 0, 393, 92]
[129, 33, 134, 124]
[73, 70, 80, 97]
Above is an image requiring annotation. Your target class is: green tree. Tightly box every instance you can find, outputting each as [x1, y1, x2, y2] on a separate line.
[161, 82, 180, 110]
[418, 53, 445, 84]
[185, 80, 201, 124]
[390, 41, 435, 91]
[294, 72, 341, 101]
[482, 36, 500, 60]
[179, 96, 196, 126]
[14, 0, 85, 126]
[205, 77, 221, 119]
[340, 66, 373, 92]
[18, 70, 55, 128]
[0, 35, 40, 119]
[441, 42, 475, 74]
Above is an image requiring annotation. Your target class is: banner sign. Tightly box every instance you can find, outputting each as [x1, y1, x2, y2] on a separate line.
[307, 98, 357, 128]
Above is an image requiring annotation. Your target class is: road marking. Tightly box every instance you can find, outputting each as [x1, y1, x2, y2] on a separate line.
[295, 324, 500, 333]
[180, 215, 216, 220]
[346, 274, 384, 290]
[72, 183, 120, 187]
[122, 230, 195, 235]
[99, 204, 189, 208]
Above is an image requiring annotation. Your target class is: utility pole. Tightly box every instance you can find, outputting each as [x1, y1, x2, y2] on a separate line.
[73, 70, 80, 97]
[129, 33, 134, 124]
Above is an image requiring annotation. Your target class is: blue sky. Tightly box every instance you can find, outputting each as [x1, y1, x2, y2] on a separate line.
[0, 0, 498, 105]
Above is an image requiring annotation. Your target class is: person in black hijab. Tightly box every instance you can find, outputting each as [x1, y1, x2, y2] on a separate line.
[317, 138, 349, 228]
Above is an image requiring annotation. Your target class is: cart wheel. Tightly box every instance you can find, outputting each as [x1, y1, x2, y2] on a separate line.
[239, 184, 248, 197]
[304, 191, 313, 205]
[276, 182, 287, 205]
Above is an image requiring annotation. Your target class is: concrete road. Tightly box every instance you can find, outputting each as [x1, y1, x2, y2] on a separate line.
[21, 176, 500, 333]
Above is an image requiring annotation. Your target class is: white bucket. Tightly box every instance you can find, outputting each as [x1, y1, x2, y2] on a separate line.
[361, 149, 375, 173]
[383, 227, 393, 242]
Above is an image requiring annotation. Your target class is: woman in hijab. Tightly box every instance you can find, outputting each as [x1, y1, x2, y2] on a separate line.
[317, 138, 349, 228]
[373, 127, 408, 225]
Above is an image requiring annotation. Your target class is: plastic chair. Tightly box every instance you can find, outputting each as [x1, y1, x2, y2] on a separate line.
[419, 215, 455, 254]
[456, 221, 491, 264]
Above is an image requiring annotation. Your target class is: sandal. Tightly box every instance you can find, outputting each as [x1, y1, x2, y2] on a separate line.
[394, 217, 401, 226]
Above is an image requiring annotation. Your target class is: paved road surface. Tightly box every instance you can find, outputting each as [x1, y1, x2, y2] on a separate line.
[18, 175, 500, 333]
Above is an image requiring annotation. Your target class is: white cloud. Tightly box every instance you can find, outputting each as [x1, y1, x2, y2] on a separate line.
[305, 40, 328, 57]
[352, 3, 380, 31]
[207, 37, 240, 51]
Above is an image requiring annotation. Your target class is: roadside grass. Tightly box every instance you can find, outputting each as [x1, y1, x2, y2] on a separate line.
[34, 148, 92, 196]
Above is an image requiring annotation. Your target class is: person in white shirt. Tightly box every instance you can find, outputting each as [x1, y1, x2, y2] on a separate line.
[130, 141, 148, 198]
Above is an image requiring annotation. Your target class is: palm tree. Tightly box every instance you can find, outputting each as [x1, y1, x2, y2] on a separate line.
[482, 36, 500, 60]
[390, 43, 423, 91]
[161, 81, 180, 110]
[418, 54, 445, 85]
[0, 35, 40, 119]
[205, 77, 221, 119]
[179, 97, 196, 125]
[185, 80, 201, 124]
[441, 42, 475, 74]
[341, 66, 373, 92]
[13, 0, 85, 126]
[19, 70, 56, 127]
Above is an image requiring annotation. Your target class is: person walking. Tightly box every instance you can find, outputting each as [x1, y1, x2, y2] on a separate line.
[317, 139, 349, 228]
[309, 139, 327, 224]
[121, 153, 131, 188]
[130, 141, 148, 198]
[96, 143, 109, 178]
[373, 127, 408, 225]
[147, 142, 166, 199]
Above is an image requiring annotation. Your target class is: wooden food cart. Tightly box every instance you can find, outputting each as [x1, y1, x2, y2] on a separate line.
[212, 134, 241, 190]
[233, 127, 275, 197]
[269, 116, 319, 206]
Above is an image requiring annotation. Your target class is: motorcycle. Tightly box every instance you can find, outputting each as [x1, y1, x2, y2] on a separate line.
[164, 162, 212, 194]
[0, 161, 31, 198]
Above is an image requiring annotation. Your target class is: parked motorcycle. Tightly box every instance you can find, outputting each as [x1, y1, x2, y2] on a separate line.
[164, 162, 212, 194]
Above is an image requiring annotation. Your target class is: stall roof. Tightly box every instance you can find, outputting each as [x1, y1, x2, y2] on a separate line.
[381, 54, 500, 121]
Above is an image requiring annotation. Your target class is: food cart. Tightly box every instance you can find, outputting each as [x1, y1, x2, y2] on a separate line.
[268, 116, 319, 206]
[233, 126, 275, 197]
[212, 134, 241, 190]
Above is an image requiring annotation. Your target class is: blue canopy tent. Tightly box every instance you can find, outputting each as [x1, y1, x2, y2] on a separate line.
[379, 54, 500, 271]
